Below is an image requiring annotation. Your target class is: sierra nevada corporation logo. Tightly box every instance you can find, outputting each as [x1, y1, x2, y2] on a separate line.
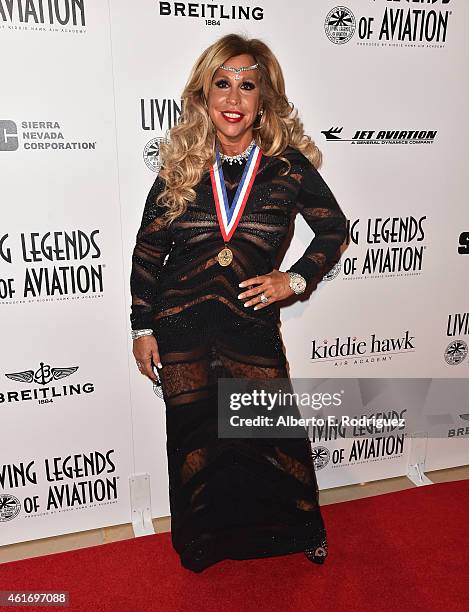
[0, 119, 95, 152]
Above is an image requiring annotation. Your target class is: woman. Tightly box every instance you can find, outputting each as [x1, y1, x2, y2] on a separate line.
[130, 33, 347, 573]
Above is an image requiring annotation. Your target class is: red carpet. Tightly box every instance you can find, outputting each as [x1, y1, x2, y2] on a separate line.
[1, 479, 468, 612]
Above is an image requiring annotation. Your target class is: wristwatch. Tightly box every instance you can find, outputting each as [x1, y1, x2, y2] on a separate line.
[287, 271, 307, 295]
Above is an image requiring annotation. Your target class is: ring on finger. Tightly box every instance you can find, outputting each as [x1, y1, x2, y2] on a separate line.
[260, 293, 270, 304]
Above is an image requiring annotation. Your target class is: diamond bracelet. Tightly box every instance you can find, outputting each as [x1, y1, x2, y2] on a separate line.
[131, 328, 154, 340]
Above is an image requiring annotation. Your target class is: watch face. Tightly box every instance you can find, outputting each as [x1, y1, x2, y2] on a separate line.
[290, 275, 306, 293]
[295, 278, 306, 291]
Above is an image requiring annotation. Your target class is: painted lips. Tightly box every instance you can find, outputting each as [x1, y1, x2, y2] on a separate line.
[221, 111, 244, 123]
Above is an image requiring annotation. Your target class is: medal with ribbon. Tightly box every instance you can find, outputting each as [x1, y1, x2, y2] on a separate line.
[210, 143, 263, 266]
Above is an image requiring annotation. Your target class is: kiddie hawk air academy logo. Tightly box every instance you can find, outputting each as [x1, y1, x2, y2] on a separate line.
[311, 330, 416, 368]
[325, 1, 453, 48]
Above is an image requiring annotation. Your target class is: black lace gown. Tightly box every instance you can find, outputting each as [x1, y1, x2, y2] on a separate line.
[130, 145, 347, 572]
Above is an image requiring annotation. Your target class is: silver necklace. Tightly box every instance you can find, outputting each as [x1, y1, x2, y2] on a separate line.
[219, 139, 256, 165]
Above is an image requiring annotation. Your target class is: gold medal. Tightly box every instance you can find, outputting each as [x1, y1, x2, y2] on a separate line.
[217, 246, 233, 266]
[210, 143, 263, 268]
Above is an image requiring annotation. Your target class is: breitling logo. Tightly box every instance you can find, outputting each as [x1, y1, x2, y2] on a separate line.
[157, 1, 264, 20]
[5, 362, 78, 385]
[1, 361, 94, 403]
[448, 413, 469, 437]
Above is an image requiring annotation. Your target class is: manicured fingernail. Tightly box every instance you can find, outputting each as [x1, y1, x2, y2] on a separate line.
[253, 306, 258, 310]
[237, 294, 243, 299]
[238, 282, 244, 287]
[157, 362, 163, 368]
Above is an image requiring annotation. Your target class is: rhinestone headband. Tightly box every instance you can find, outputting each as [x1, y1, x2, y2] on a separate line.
[219, 63, 259, 80]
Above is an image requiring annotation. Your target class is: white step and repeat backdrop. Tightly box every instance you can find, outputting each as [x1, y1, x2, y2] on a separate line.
[1, 0, 468, 546]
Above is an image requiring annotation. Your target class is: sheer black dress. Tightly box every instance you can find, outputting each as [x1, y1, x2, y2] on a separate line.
[130, 145, 347, 572]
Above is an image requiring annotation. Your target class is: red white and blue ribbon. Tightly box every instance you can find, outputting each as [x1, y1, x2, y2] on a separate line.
[210, 144, 263, 242]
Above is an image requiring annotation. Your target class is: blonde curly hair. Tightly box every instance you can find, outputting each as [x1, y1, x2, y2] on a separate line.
[157, 33, 322, 224]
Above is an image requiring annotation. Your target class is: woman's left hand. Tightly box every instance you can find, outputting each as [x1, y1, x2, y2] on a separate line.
[238, 270, 294, 310]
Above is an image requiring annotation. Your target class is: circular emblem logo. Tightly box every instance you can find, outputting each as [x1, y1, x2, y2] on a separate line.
[325, 6, 356, 44]
[143, 137, 166, 172]
[444, 339, 468, 365]
[323, 260, 341, 281]
[311, 445, 330, 470]
[0, 494, 21, 521]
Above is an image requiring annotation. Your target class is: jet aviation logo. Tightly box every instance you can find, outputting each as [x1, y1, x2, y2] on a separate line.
[5, 362, 78, 385]
[321, 126, 437, 145]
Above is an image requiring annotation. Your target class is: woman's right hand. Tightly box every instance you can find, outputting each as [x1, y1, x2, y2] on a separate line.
[132, 334, 162, 383]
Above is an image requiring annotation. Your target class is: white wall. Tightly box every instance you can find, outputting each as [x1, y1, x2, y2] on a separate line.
[0, 0, 467, 545]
